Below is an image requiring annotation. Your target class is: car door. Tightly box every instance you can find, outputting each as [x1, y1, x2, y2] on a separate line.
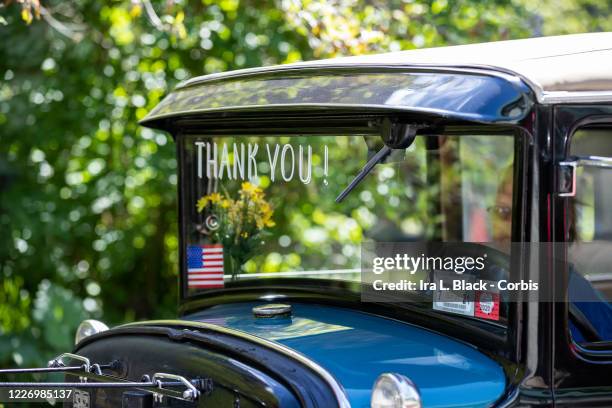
[553, 108, 612, 407]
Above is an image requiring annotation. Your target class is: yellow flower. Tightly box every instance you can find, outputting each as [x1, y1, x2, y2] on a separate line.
[241, 182, 258, 194]
[196, 196, 209, 212]
[196, 192, 223, 212]
[263, 214, 275, 227]
[240, 181, 264, 200]
[263, 216, 275, 227]
[260, 202, 275, 227]
[208, 192, 222, 203]
[197, 183, 275, 245]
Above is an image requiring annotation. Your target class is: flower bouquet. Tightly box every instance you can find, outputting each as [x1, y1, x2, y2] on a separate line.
[196, 182, 275, 279]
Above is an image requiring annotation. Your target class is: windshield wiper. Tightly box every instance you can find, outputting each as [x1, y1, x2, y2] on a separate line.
[335, 145, 393, 203]
[335, 121, 417, 203]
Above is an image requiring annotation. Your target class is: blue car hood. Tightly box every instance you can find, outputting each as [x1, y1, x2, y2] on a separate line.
[185, 303, 506, 408]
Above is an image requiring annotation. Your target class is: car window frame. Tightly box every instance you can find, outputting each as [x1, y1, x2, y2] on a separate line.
[173, 120, 530, 361]
[563, 116, 612, 357]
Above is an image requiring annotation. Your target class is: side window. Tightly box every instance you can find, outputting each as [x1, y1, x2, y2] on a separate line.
[459, 135, 514, 243]
[567, 127, 612, 344]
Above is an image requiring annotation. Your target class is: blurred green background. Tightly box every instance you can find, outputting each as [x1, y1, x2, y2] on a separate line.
[0, 0, 611, 371]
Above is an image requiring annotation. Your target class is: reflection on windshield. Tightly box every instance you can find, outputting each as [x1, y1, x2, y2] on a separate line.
[180, 134, 514, 289]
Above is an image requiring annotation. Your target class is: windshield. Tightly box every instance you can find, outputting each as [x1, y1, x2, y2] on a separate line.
[179, 132, 515, 315]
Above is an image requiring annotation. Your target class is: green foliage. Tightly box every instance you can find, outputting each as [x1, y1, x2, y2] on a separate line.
[0, 0, 602, 372]
[519, 0, 612, 34]
[0, 280, 85, 368]
[1, 0, 313, 368]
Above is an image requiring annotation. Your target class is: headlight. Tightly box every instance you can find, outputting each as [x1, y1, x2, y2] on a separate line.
[75, 319, 109, 345]
[371, 373, 421, 408]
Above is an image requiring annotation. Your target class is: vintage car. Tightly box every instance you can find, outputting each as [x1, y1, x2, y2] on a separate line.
[2, 32, 612, 407]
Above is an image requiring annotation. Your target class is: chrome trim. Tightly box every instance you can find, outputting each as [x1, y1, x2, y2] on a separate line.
[575, 155, 612, 169]
[48, 353, 91, 383]
[258, 294, 288, 301]
[252, 303, 292, 318]
[559, 156, 612, 197]
[119, 320, 351, 408]
[558, 161, 577, 197]
[228, 268, 360, 279]
[585, 272, 612, 282]
[48, 353, 90, 372]
[152, 372, 200, 401]
[541, 91, 612, 104]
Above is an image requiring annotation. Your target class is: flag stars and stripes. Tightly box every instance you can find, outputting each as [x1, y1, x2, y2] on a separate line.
[187, 244, 225, 289]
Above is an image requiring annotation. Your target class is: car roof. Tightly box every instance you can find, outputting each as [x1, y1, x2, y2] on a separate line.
[181, 32, 612, 104]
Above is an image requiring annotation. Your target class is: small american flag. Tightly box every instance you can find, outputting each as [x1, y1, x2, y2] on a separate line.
[187, 244, 225, 289]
